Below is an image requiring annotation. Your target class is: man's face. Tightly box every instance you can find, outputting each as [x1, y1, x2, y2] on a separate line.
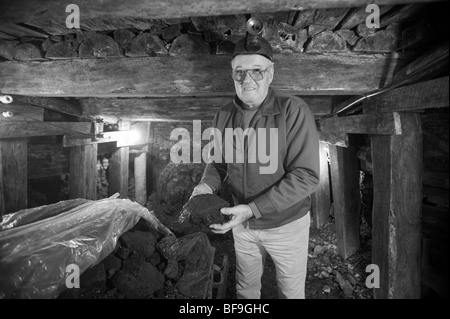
[231, 54, 274, 109]
[102, 159, 109, 169]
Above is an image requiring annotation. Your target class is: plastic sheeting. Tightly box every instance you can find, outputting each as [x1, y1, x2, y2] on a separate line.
[157, 232, 215, 299]
[0, 198, 173, 299]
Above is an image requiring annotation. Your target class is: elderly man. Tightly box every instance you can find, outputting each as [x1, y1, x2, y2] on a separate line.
[191, 35, 320, 299]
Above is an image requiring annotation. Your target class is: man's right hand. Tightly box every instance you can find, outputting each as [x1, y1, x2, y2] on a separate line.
[189, 183, 213, 200]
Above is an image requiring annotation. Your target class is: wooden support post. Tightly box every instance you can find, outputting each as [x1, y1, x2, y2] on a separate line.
[311, 142, 331, 229]
[0, 138, 27, 215]
[371, 112, 422, 299]
[69, 144, 97, 200]
[109, 147, 129, 198]
[329, 144, 361, 259]
[132, 121, 150, 205]
[0, 147, 4, 217]
[109, 122, 130, 198]
[134, 151, 147, 205]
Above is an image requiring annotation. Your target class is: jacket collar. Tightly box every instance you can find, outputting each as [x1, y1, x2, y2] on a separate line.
[233, 88, 280, 116]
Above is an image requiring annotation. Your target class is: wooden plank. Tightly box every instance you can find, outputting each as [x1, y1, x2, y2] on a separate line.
[318, 130, 348, 147]
[311, 142, 331, 229]
[319, 112, 402, 135]
[312, 8, 349, 31]
[329, 145, 361, 260]
[26, 18, 162, 35]
[0, 0, 439, 23]
[69, 144, 97, 200]
[363, 76, 449, 113]
[10, 95, 82, 117]
[81, 95, 339, 122]
[0, 122, 91, 138]
[379, 3, 427, 29]
[0, 104, 43, 121]
[0, 31, 18, 40]
[398, 19, 435, 50]
[0, 53, 406, 97]
[371, 113, 422, 299]
[340, 5, 394, 29]
[134, 152, 147, 205]
[0, 23, 48, 38]
[62, 131, 125, 147]
[28, 136, 69, 179]
[0, 138, 27, 214]
[390, 43, 448, 89]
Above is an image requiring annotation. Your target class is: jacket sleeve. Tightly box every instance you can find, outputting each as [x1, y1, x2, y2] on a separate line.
[251, 99, 320, 217]
[199, 113, 228, 192]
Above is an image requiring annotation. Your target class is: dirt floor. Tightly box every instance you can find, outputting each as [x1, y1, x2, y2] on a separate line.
[208, 216, 373, 299]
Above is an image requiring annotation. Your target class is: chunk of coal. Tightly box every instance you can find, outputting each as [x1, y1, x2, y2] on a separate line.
[178, 194, 230, 231]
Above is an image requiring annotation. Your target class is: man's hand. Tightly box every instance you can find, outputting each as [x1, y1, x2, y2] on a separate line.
[210, 204, 253, 234]
[189, 183, 213, 200]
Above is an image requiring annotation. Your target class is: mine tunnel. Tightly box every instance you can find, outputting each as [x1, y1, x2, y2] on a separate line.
[0, 0, 448, 304]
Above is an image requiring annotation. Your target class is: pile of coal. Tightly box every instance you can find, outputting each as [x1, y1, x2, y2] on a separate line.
[172, 194, 230, 235]
[58, 220, 214, 299]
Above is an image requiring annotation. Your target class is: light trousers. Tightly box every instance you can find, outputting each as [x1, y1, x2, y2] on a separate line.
[232, 212, 310, 299]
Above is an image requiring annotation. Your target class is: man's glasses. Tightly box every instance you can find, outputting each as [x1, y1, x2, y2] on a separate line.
[232, 68, 269, 82]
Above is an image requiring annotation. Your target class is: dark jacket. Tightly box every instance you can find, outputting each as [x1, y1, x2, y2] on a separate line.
[200, 88, 320, 229]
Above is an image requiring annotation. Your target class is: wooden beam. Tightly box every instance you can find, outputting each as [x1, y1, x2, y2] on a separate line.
[81, 95, 344, 122]
[69, 144, 97, 200]
[370, 113, 422, 299]
[379, 3, 427, 29]
[318, 130, 348, 147]
[329, 145, 361, 260]
[390, 43, 448, 89]
[0, 53, 405, 97]
[0, 122, 90, 138]
[0, 138, 27, 214]
[0, 23, 49, 38]
[363, 76, 449, 113]
[0, 1, 440, 23]
[0, 104, 43, 121]
[311, 142, 331, 229]
[319, 112, 402, 135]
[10, 95, 82, 118]
[62, 131, 124, 147]
[340, 5, 394, 30]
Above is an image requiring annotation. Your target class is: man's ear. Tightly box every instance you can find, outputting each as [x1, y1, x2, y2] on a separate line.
[268, 64, 274, 84]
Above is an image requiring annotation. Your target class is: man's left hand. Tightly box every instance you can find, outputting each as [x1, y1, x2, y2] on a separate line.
[209, 204, 253, 234]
